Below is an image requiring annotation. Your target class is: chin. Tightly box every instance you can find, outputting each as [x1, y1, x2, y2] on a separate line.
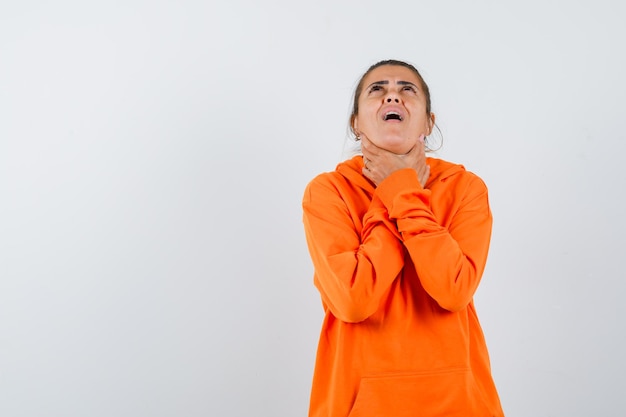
[372, 135, 412, 154]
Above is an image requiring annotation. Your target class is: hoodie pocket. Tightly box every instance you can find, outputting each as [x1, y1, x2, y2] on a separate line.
[347, 367, 491, 417]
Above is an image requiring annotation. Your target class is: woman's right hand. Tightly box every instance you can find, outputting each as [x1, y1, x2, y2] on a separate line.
[360, 133, 430, 187]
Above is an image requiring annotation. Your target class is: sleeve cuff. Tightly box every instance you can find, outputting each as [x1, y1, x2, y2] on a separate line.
[374, 168, 422, 208]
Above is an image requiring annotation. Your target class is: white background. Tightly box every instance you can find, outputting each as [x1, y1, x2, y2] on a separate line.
[2, 1, 625, 416]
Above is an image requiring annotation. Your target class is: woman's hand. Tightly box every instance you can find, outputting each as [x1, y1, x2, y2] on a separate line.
[360, 133, 430, 187]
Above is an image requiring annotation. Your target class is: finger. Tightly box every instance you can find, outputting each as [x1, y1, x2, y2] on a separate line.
[419, 134, 429, 154]
[420, 164, 431, 187]
[360, 134, 373, 153]
[361, 143, 379, 162]
[362, 167, 369, 180]
[361, 146, 374, 162]
[415, 133, 426, 152]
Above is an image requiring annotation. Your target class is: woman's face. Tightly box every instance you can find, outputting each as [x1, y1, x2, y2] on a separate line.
[353, 65, 434, 154]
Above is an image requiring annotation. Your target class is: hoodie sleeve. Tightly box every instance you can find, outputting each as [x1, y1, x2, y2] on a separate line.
[302, 175, 405, 323]
[375, 168, 492, 312]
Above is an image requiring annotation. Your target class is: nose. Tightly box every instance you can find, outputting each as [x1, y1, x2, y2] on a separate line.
[385, 96, 399, 103]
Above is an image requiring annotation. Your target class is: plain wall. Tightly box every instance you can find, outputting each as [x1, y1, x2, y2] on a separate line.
[2, 1, 625, 415]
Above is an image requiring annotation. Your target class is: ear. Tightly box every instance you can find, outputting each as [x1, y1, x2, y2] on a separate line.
[351, 116, 359, 137]
[428, 113, 436, 135]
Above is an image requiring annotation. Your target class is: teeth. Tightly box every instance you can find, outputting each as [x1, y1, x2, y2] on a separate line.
[384, 111, 402, 121]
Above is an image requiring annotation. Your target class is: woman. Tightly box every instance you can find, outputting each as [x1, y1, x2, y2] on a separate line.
[302, 59, 504, 417]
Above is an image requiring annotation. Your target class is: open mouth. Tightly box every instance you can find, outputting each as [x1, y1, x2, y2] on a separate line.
[383, 111, 403, 121]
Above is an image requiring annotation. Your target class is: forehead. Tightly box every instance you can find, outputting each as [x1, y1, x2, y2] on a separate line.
[361, 65, 421, 86]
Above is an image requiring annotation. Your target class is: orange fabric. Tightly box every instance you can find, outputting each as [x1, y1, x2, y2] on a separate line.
[302, 155, 504, 417]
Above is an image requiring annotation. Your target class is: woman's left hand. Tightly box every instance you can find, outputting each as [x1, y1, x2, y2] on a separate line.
[361, 133, 430, 187]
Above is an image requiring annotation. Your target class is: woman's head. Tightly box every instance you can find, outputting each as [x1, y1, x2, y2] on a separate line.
[350, 59, 436, 154]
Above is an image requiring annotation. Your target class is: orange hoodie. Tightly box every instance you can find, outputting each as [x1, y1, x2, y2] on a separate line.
[302, 155, 504, 417]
